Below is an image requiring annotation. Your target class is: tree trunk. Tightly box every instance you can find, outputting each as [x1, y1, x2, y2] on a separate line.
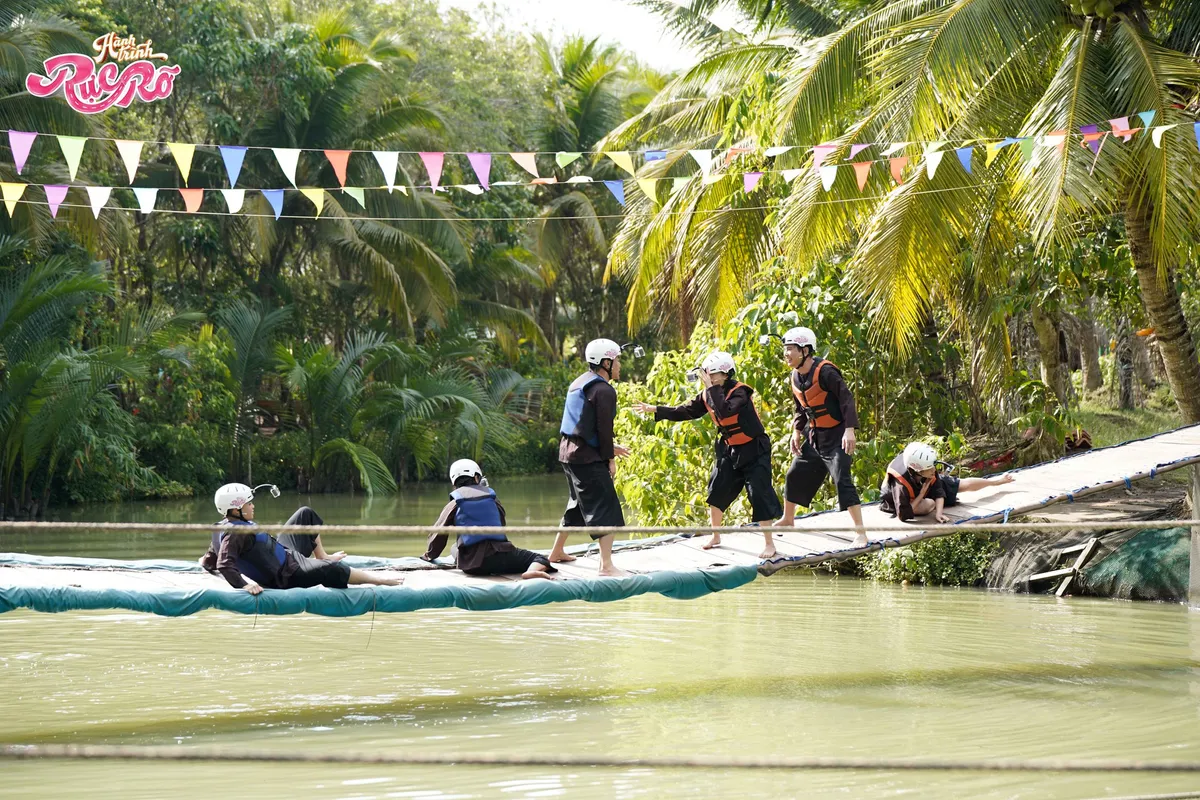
[919, 311, 953, 435]
[1131, 332, 1156, 389]
[1116, 320, 1135, 410]
[1031, 305, 1068, 409]
[1125, 205, 1200, 421]
[1077, 303, 1103, 391]
[537, 286, 558, 357]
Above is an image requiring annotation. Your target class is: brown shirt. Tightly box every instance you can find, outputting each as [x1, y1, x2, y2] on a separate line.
[200, 523, 300, 589]
[422, 490, 513, 573]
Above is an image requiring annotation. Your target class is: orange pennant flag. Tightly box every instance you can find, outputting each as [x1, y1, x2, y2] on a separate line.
[889, 157, 909, 184]
[178, 188, 204, 213]
[324, 150, 351, 187]
[853, 161, 871, 191]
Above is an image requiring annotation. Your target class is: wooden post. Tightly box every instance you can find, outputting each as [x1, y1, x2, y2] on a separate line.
[1190, 464, 1200, 610]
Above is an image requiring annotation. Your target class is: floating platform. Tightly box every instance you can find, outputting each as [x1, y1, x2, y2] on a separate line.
[2, 424, 1200, 617]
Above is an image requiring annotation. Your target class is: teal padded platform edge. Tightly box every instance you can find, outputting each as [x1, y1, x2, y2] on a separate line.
[0, 564, 759, 617]
[0, 552, 440, 573]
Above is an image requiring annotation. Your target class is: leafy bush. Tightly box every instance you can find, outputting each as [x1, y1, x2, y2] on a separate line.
[857, 534, 1001, 586]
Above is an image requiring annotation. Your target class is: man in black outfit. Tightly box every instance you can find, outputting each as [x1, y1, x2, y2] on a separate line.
[549, 338, 629, 577]
[634, 351, 782, 558]
[772, 327, 869, 547]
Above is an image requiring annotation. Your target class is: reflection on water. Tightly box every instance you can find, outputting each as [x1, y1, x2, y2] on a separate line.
[4, 484, 1200, 798]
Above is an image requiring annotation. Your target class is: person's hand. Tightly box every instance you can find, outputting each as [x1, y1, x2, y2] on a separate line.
[245, 582, 263, 596]
[327, 551, 346, 562]
[842, 427, 857, 455]
[790, 431, 803, 455]
[632, 402, 656, 417]
[613, 444, 631, 458]
[609, 459, 617, 478]
[935, 511, 949, 524]
[699, 369, 713, 388]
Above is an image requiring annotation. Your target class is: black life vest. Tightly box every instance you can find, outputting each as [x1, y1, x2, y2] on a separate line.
[211, 520, 288, 587]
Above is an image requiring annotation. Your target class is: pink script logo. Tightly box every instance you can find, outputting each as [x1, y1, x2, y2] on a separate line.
[25, 33, 180, 114]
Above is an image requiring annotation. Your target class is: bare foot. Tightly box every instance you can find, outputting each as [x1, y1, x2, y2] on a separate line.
[548, 552, 577, 563]
[851, 534, 869, 548]
[700, 536, 722, 550]
[772, 518, 794, 528]
[759, 547, 777, 559]
[598, 566, 629, 577]
[520, 570, 554, 581]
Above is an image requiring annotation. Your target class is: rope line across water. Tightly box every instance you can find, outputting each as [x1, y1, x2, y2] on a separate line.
[4, 745, 1200, 773]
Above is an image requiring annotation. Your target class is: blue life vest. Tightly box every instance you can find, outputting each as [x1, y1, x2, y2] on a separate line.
[452, 487, 507, 547]
[558, 371, 606, 447]
[211, 519, 288, 586]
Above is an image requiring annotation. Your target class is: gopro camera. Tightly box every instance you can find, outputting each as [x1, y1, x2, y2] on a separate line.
[253, 483, 281, 499]
[621, 343, 645, 358]
[686, 368, 702, 382]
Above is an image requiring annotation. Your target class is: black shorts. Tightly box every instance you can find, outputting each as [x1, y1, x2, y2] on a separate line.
[463, 549, 557, 577]
[277, 506, 324, 557]
[785, 432, 861, 511]
[560, 461, 625, 538]
[707, 448, 783, 522]
[940, 476, 961, 507]
[286, 553, 351, 589]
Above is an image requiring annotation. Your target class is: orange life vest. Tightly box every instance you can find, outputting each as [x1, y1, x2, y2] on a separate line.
[793, 359, 842, 429]
[886, 467, 934, 501]
[702, 382, 762, 446]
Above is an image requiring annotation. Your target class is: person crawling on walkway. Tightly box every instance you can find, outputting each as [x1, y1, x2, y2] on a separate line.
[422, 459, 556, 580]
[880, 443, 1014, 523]
[633, 351, 783, 558]
[200, 482, 401, 594]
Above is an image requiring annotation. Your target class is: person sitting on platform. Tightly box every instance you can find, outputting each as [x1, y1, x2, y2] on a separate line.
[879, 443, 1014, 523]
[422, 459, 556, 580]
[200, 483, 401, 595]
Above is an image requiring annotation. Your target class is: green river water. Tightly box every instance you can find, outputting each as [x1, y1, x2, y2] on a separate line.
[3, 475, 1200, 799]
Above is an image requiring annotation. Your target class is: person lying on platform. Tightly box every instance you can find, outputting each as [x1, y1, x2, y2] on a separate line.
[879, 443, 1014, 523]
[200, 483, 401, 595]
[633, 351, 783, 559]
[421, 459, 556, 580]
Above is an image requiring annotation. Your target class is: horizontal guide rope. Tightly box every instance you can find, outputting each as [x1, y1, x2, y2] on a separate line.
[3, 744, 1200, 772]
[1, 519, 1197, 535]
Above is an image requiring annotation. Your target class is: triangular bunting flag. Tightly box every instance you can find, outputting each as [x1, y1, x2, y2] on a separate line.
[132, 187, 158, 214]
[1042, 131, 1067, 153]
[850, 144, 871, 159]
[819, 164, 838, 191]
[273, 148, 301, 186]
[985, 142, 1005, 167]
[1138, 110, 1156, 129]
[764, 146, 793, 158]
[419, 152, 444, 191]
[555, 152, 582, 168]
[1151, 125, 1176, 148]
[702, 171, 724, 185]
[924, 141, 947, 155]
[58, 136, 87, 181]
[672, 177, 689, 193]
[179, 188, 204, 213]
[262, 189, 284, 220]
[1110, 117, 1133, 142]
[926, 151, 945, 180]
[956, 147, 973, 174]
[1, 182, 25, 216]
[782, 168, 805, 183]
[643, 150, 667, 162]
[220, 188, 245, 214]
[43, 185, 68, 218]
[510, 152, 539, 178]
[1193, 122, 1200, 152]
[636, 178, 658, 201]
[300, 188, 324, 215]
[883, 143, 907, 157]
[723, 147, 752, 166]
[565, 176, 593, 184]
[167, 142, 195, 185]
[457, 184, 485, 196]
[342, 187, 365, 207]
[8, 131, 36, 175]
[852, 161, 871, 190]
[219, 146, 247, 187]
[1080, 125, 1102, 155]
[889, 157, 909, 183]
[85, 186, 111, 218]
[606, 151, 635, 176]
[603, 180, 625, 206]
[812, 144, 837, 169]
[1018, 137, 1035, 162]
[468, 153, 492, 189]
[324, 150, 351, 187]
[114, 140, 143, 184]
[743, 172, 763, 193]
[689, 149, 713, 173]
[530, 176, 558, 185]
[372, 151, 399, 192]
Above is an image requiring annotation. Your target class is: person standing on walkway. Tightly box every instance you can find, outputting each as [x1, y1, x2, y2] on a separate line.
[772, 327, 869, 547]
[549, 338, 629, 576]
[633, 351, 782, 558]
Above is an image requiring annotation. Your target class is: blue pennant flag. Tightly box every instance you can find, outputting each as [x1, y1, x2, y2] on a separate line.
[219, 146, 248, 188]
[1137, 110, 1156, 129]
[604, 180, 625, 206]
[262, 188, 284, 220]
[956, 147, 973, 174]
[1194, 122, 1200, 152]
[643, 150, 667, 161]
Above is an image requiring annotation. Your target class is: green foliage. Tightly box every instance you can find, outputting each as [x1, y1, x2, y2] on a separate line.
[857, 534, 1002, 587]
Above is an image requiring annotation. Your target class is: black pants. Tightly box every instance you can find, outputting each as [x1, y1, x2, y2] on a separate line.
[463, 548, 557, 577]
[786, 433, 861, 511]
[287, 553, 351, 589]
[560, 461, 625, 538]
[707, 447, 783, 522]
[277, 506, 323, 557]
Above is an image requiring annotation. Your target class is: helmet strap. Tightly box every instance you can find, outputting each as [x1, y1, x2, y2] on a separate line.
[596, 359, 613, 379]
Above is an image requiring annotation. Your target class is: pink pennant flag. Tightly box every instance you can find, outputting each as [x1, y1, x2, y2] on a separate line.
[510, 152, 539, 178]
[179, 188, 204, 213]
[743, 172, 763, 193]
[43, 185, 68, 218]
[419, 152, 444, 191]
[324, 150, 351, 187]
[849, 144, 871, 159]
[8, 131, 36, 175]
[889, 157, 909, 184]
[1110, 117, 1133, 142]
[812, 144, 837, 169]
[852, 162, 871, 191]
[467, 153, 491, 190]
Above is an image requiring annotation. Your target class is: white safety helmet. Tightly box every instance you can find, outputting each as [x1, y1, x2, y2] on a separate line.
[585, 338, 622, 366]
[449, 458, 483, 483]
[701, 351, 736, 374]
[214, 482, 254, 515]
[783, 326, 817, 350]
[903, 442, 938, 472]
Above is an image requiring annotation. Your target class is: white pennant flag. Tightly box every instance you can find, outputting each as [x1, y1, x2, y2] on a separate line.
[1151, 124, 1177, 148]
[702, 171, 724, 185]
[782, 168, 805, 183]
[114, 140, 144, 184]
[819, 165, 838, 191]
[458, 184, 485, 195]
[86, 186, 111, 218]
[689, 149, 713, 174]
[273, 148, 301, 186]
[372, 151, 399, 192]
[565, 176, 593, 183]
[882, 142, 908, 156]
[132, 187, 158, 214]
[926, 151, 945, 180]
[220, 188, 245, 213]
[764, 146, 793, 157]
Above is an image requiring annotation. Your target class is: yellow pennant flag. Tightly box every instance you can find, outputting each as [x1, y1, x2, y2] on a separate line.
[1, 182, 26, 216]
[167, 142, 196, 185]
[985, 141, 1005, 167]
[636, 178, 658, 202]
[606, 151, 636, 176]
[300, 188, 324, 216]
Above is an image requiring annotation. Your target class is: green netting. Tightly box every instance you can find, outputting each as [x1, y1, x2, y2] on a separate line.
[1081, 528, 1190, 602]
